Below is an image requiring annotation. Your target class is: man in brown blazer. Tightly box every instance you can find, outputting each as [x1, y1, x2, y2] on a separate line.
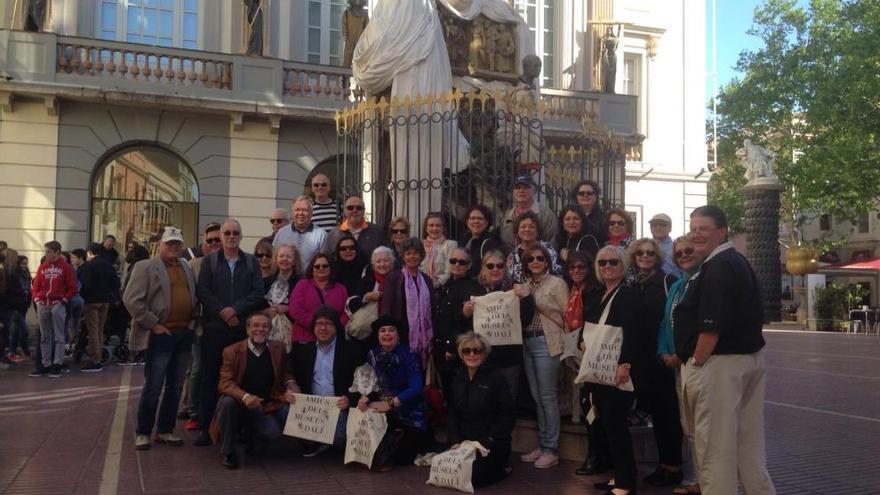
[123, 226, 198, 451]
[209, 312, 299, 469]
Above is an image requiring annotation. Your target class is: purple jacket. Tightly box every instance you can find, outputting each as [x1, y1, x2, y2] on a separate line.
[288, 278, 349, 342]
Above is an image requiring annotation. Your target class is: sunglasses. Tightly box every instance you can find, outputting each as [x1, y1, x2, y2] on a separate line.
[269, 218, 285, 224]
[391, 229, 408, 234]
[608, 220, 626, 227]
[339, 245, 356, 252]
[485, 262, 504, 270]
[526, 255, 546, 263]
[449, 258, 470, 266]
[635, 250, 656, 257]
[313, 263, 330, 269]
[597, 259, 621, 267]
[468, 215, 486, 221]
[674, 247, 695, 259]
[223, 230, 241, 237]
[460, 347, 483, 356]
[255, 253, 271, 259]
[311, 182, 328, 188]
[206, 238, 222, 244]
[346, 205, 365, 211]
[577, 190, 596, 197]
[569, 264, 587, 271]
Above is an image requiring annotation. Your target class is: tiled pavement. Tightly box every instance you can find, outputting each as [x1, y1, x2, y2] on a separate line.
[1, 329, 879, 494]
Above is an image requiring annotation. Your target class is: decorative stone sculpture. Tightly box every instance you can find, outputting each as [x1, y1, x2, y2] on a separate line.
[738, 138, 778, 184]
[600, 26, 620, 93]
[342, 0, 369, 68]
[496, 54, 544, 168]
[243, 0, 265, 56]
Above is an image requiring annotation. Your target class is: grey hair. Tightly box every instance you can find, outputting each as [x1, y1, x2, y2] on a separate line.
[456, 331, 492, 358]
[292, 196, 313, 212]
[272, 208, 289, 220]
[371, 245, 395, 265]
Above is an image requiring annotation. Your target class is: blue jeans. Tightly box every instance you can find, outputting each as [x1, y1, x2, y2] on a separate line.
[217, 396, 290, 455]
[66, 296, 84, 342]
[136, 330, 193, 435]
[37, 302, 66, 367]
[523, 335, 561, 452]
[10, 309, 30, 354]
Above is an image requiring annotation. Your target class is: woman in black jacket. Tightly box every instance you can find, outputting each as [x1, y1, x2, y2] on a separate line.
[434, 248, 481, 398]
[571, 180, 607, 247]
[331, 233, 366, 297]
[556, 205, 601, 262]
[461, 205, 502, 277]
[586, 245, 639, 495]
[627, 238, 683, 488]
[446, 331, 515, 488]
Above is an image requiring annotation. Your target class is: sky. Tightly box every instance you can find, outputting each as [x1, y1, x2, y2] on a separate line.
[705, 0, 766, 98]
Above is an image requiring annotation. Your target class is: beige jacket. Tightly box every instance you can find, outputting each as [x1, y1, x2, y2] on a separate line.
[528, 275, 569, 357]
[123, 256, 197, 351]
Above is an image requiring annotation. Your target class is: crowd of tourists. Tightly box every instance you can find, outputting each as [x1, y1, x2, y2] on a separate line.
[0, 172, 775, 495]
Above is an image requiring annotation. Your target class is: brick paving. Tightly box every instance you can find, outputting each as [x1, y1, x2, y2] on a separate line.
[1, 329, 879, 494]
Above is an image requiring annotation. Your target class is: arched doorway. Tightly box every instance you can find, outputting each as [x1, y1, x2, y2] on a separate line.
[91, 145, 199, 258]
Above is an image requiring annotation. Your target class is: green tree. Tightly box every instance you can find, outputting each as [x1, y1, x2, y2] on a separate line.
[714, 0, 880, 231]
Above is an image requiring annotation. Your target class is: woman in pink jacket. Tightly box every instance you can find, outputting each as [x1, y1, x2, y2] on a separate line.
[288, 253, 349, 343]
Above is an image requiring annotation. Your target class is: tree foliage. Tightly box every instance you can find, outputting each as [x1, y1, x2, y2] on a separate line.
[713, 0, 880, 231]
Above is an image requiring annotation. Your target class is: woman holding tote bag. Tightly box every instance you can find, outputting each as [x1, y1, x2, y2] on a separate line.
[583, 245, 639, 495]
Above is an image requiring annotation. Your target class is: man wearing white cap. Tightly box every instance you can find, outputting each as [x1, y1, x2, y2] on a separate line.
[124, 226, 198, 451]
[650, 213, 683, 278]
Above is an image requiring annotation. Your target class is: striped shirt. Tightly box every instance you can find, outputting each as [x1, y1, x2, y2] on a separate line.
[311, 199, 340, 233]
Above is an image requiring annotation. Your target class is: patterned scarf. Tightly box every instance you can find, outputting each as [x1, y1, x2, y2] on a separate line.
[423, 238, 445, 280]
[405, 271, 433, 365]
[565, 284, 584, 331]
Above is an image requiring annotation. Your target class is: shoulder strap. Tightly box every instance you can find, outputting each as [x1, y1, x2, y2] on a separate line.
[313, 282, 326, 305]
[598, 287, 620, 326]
[663, 274, 673, 298]
[480, 238, 490, 258]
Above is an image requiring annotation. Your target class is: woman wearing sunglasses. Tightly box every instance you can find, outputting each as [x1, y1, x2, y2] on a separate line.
[570, 179, 607, 246]
[506, 211, 562, 284]
[288, 254, 349, 343]
[253, 240, 276, 283]
[517, 244, 569, 469]
[421, 212, 458, 288]
[627, 238, 683, 489]
[657, 235, 703, 495]
[587, 245, 639, 495]
[605, 208, 635, 249]
[461, 205, 501, 277]
[435, 248, 481, 396]
[444, 332, 516, 488]
[386, 216, 411, 269]
[331, 233, 366, 297]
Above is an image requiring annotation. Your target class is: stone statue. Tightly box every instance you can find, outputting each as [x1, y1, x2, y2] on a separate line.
[441, 14, 469, 69]
[737, 138, 778, 183]
[520, 53, 542, 90]
[490, 23, 516, 73]
[243, 0, 265, 56]
[22, 0, 48, 32]
[469, 18, 488, 72]
[600, 26, 620, 93]
[496, 54, 544, 166]
[342, 0, 369, 68]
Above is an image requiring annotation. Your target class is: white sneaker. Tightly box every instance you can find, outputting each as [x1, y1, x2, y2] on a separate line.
[534, 452, 559, 468]
[520, 448, 542, 463]
[135, 434, 150, 450]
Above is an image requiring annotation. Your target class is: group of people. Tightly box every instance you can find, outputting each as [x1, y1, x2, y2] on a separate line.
[0, 170, 775, 494]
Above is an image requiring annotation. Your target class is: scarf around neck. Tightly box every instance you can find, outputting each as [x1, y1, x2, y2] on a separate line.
[405, 271, 432, 365]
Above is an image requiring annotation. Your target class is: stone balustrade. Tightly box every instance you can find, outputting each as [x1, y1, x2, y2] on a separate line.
[540, 88, 600, 121]
[282, 63, 351, 100]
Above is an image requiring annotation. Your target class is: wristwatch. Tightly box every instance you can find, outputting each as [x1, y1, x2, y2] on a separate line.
[688, 357, 703, 367]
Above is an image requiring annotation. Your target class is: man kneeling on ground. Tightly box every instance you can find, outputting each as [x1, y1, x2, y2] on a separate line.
[209, 312, 299, 469]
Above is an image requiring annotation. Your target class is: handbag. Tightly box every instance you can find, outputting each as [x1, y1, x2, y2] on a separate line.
[574, 289, 634, 392]
[346, 300, 378, 340]
[269, 314, 293, 353]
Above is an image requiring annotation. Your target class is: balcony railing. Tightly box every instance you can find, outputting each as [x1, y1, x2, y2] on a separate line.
[0, 29, 636, 131]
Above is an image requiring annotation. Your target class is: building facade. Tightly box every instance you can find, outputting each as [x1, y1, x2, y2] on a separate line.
[0, 0, 701, 264]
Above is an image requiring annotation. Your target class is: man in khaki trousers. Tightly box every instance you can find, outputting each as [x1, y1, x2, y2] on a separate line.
[673, 206, 775, 495]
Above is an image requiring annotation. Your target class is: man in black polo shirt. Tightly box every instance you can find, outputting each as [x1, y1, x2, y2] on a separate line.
[673, 206, 775, 495]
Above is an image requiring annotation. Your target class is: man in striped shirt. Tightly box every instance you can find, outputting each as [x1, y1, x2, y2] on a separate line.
[309, 173, 340, 233]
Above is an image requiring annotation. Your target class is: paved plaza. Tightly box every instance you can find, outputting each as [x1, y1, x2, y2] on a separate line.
[1, 329, 878, 495]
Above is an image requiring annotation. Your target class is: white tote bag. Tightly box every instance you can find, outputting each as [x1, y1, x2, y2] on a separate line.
[574, 290, 634, 392]
[426, 441, 490, 493]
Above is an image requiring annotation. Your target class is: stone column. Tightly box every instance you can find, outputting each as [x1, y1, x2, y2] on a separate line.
[742, 181, 783, 323]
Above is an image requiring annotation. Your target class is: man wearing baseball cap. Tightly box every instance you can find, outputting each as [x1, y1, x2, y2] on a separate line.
[124, 226, 198, 451]
[649, 213, 683, 278]
[499, 175, 557, 246]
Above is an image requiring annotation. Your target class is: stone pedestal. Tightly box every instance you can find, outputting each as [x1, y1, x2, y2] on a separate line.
[743, 181, 783, 322]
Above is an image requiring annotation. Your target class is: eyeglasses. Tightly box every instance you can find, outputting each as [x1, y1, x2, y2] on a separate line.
[635, 250, 656, 257]
[345, 204, 365, 211]
[460, 347, 483, 356]
[391, 229, 408, 235]
[597, 259, 621, 267]
[526, 255, 546, 263]
[339, 245, 356, 252]
[255, 253, 271, 259]
[577, 190, 596, 197]
[449, 258, 470, 266]
[608, 220, 626, 227]
[223, 230, 241, 237]
[269, 218, 286, 224]
[569, 264, 587, 271]
[674, 247, 695, 259]
[206, 238, 222, 244]
[311, 183, 328, 188]
[650, 222, 670, 228]
[485, 262, 504, 270]
[314, 320, 334, 327]
[468, 215, 486, 222]
[313, 263, 330, 269]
